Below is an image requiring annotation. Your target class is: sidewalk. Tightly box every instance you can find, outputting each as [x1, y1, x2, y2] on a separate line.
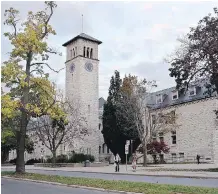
[2, 163, 218, 179]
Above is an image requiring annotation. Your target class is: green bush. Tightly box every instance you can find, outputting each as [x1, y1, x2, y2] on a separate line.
[56, 154, 68, 163]
[26, 158, 41, 165]
[9, 158, 16, 164]
[69, 153, 95, 163]
[45, 153, 94, 163]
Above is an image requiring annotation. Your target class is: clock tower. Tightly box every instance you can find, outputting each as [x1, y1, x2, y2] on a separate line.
[63, 33, 102, 160]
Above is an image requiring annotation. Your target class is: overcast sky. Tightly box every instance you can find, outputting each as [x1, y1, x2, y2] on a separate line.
[1, 1, 217, 99]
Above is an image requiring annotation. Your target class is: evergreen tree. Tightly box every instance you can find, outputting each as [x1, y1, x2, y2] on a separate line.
[102, 71, 140, 162]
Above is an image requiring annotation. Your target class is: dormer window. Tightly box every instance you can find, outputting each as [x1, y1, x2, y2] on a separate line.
[189, 87, 196, 96]
[156, 94, 163, 104]
[172, 90, 178, 100]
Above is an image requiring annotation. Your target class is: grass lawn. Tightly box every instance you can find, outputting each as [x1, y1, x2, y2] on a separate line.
[147, 168, 218, 172]
[2, 171, 218, 194]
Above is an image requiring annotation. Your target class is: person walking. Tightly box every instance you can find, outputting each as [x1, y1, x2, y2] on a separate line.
[114, 153, 121, 172]
[196, 154, 200, 164]
[132, 153, 137, 172]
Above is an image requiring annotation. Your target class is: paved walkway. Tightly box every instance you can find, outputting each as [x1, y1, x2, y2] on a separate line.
[2, 163, 218, 179]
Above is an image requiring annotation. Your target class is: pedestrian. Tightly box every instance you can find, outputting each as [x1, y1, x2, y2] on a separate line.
[196, 154, 200, 164]
[114, 153, 121, 172]
[132, 153, 137, 172]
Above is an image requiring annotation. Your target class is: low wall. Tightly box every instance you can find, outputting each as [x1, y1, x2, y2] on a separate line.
[34, 162, 109, 168]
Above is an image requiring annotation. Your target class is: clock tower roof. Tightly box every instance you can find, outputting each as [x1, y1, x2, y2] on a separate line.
[62, 33, 102, 47]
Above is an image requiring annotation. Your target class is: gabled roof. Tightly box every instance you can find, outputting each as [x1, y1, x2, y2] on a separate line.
[62, 33, 102, 47]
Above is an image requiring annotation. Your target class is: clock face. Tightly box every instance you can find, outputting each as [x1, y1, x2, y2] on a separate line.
[85, 62, 93, 72]
[70, 63, 75, 73]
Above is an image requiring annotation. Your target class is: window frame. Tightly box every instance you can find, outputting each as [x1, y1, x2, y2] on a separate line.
[188, 87, 196, 96]
[172, 90, 178, 100]
[171, 131, 177, 144]
[156, 94, 163, 104]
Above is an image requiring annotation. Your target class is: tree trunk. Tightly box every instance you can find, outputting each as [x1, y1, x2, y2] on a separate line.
[52, 150, 56, 167]
[143, 143, 147, 167]
[16, 52, 32, 174]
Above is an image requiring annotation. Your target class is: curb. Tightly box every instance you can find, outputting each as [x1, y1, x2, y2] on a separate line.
[27, 168, 218, 179]
[2, 176, 142, 194]
[2, 167, 218, 179]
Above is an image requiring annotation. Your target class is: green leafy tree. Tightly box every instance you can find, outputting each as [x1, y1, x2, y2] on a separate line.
[116, 75, 178, 166]
[168, 8, 218, 94]
[2, 1, 65, 173]
[102, 71, 140, 162]
[168, 7, 218, 119]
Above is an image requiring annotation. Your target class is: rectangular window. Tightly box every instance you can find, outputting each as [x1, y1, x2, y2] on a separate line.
[156, 94, 163, 104]
[171, 131, 176, 144]
[99, 123, 101, 130]
[152, 115, 156, 125]
[172, 90, 178, 100]
[159, 137, 164, 142]
[152, 137, 157, 141]
[159, 132, 164, 142]
[179, 153, 184, 162]
[171, 153, 176, 162]
[189, 87, 196, 96]
[179, 153, 184, 158]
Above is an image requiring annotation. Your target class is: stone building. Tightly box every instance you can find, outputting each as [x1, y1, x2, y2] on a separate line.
[7, 33, 218, 165]
[98, 97, 113, 162]
[137, 80, 218, 164]
[62, 33, 102, 161]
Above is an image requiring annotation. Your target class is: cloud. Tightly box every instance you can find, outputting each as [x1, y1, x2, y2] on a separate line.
[1, 1, 217, 100]
[121, 61, 175, 91]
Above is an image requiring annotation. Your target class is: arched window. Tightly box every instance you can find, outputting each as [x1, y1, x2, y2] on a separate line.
[107, 147, 110, 154]
[90, 48, 93, 58]
[87, 47, 90, 58]
[83, 47, 86, 57]
[75, 47, 77, 56]
[99, 146, 101, 154]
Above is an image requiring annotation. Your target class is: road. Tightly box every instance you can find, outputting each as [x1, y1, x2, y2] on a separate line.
[1, 178, 119, 194]
[2, 168, 218, 188]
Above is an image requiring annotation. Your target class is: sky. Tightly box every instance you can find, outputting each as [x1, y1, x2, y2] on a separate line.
[1, 1, 217, 99]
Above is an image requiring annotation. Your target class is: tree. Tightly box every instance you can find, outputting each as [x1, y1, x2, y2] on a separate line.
[29, 96, 88, 166]
[2, 1, 63, 173]
[116, 75, 178, 166]
[1, 130, 34, 163]
[138, 141, 170, 164]
[168, 8, 218, 95]
[102, 71, 140, 162]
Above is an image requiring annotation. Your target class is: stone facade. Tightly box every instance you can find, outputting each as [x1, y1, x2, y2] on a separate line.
[63, 33, 102, 161]
[98, 97, 113, 162]
[147, 97, 218, 164]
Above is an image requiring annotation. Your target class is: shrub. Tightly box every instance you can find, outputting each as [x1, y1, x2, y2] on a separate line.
[26, 158, 41, 165]
[46, 157, 52, 163]
[9, 158, 16, 164]
[69, 153, 95, 163]
[56, 154, 68, 163]
[44, 153, 95, 163]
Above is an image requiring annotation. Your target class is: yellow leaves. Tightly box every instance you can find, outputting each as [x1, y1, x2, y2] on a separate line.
[1, 60, 24, 84]
[1, 94, 20, 120]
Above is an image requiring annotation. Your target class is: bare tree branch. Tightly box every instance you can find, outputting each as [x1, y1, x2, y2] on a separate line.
[30, 62, 64, 73]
